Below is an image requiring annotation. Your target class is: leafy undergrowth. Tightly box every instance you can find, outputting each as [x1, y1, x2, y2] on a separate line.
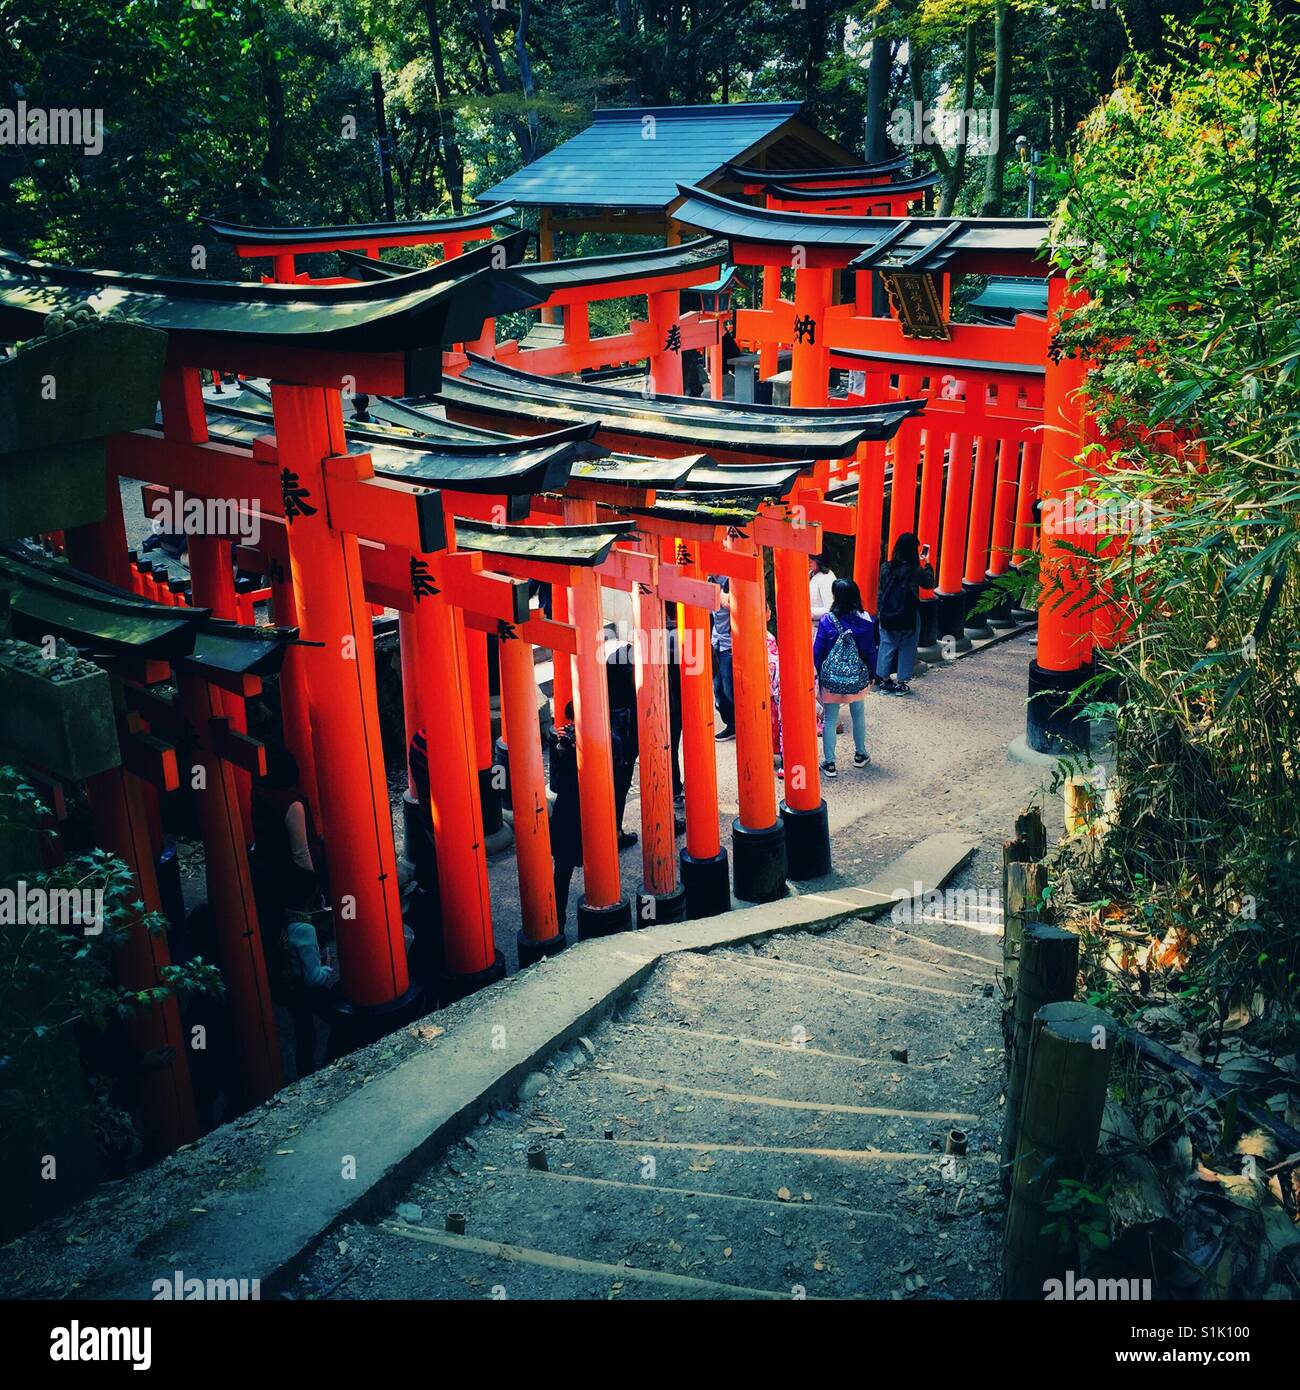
[1042, 831, 1300, 1299]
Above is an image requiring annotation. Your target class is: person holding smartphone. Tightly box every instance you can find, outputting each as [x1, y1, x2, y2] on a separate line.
[875, 532, 935, 694]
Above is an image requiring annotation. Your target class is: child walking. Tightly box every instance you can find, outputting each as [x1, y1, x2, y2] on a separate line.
[812, 578, 878, 777]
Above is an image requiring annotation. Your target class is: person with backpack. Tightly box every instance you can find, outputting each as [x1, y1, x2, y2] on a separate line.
[876, 532, 935, 695]
[812, 578, 878, 777]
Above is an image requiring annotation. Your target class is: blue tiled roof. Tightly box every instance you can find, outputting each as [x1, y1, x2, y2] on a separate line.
[477, 103, 806, 210]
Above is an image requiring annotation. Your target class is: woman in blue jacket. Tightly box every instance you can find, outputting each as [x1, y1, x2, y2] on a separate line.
[812, 578, 878, 777]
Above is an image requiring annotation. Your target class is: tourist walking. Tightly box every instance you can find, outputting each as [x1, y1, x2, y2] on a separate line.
[812, 578, 877, 777]
[708, 575, 735, 740]
[809, 553, 836, 635]
[876, 532, 935, 694]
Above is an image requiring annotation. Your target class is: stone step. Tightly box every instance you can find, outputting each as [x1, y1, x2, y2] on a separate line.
[383, 1158, 933, 1300]
[588, 1020, 977, 1113]
[838, 911, 1004, 971]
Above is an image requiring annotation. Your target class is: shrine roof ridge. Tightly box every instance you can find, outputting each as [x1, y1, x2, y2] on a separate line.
[203, 205, 517, 246]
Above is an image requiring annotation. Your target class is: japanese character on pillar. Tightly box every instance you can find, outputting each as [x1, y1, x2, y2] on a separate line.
[793, 313, 817, 345]
[663, 323, 682, 353]
[280, 467, 317, 522]
[410, 555, 439, 601]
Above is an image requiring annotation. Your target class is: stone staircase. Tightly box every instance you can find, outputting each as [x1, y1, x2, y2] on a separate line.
[296, 903, 1007, 1300]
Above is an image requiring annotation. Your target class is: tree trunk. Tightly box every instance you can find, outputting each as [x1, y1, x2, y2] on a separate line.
[864, 31, 893, 162]
[516, 0, 539, 162]
[469, 0, 534, 165]
[938, 23, 977, 215]
[980, 2, 1015, 216]
[423, 0, 465, 212]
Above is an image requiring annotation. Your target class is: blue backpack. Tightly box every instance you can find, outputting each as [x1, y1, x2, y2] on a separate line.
[821, 615, 869, 695]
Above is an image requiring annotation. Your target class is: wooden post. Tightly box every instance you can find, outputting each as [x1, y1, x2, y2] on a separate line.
[268, 382, 410, 1008]
[1003, 1001, 1116, 1299]
[1000, 922, 1079, 1193]
[499, 627, 564, 962]
[646, 290, 685, 395]
[674, 539, 730, 918]
[772, 533, 828, 880]
[631, 562, 684, 922]
[936, 431, 975, 650]
[538, 209, 557, 325]
[851, 441, 886, 613]
[1004, 858, 1048, 995]
[563, 498, 630, 937]
[728, 532, 786, 902]
[84, 763, 198, 1154]
[758, 264, 782, 380]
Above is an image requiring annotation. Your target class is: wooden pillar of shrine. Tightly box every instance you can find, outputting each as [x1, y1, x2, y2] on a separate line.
[914, 416, 949, 660]
[789, 267, 832, 409]
[407, 553, 504, 994]
[772, 511, 830, 880]
[962, 432, 1000, 640]
[563, 498, 631, 937]
[852, 441, 887, 614]
[1010, 436, 1044, 621]
[759, 265, 782, 380]
[1029, 276, 1093, 752]
[935, 431, 975, 653]
[727, 533, 786, 902]
[499, 626, 565, 963]
[631, 551, 686, 923]
[673, 540, 730, 918]
[465, 624, 505, 840]
[646, 290, 685, 396]
[538, 209, 558, 325]
[85, 759, 198, 1154]
[267, 382, 415, 1013]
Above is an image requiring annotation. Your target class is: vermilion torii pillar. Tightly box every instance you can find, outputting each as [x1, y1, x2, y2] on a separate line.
[669, 537, 731, 918]
[1029, 276, 1094, 752]
[630, 547, 687, 923]
[158, 367, 283, 1103]
[935, 431, 975, 654]
[405, 544, 504, 994]
[562, 497, 631, 937]
[85, 759, 199, 1153]
[962, 432, 1000, 641]
[495, 615, 567, 962]
[914, 414, 949, 660]
[267, 383, 414, 1012]
[726, 529, 786, 902]
[646, 290, 685, 395]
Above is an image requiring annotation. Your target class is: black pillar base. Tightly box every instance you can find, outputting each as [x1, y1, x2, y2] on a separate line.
[780, 798, 831, 880]
[401, 790, 437, 891]
[493, 737, 511, 798]
[918, 595, 939, 648]
[636, 882, 688, 927]
[478, 766, 503, 836]
[577, 895, 633, 940]
[330, 983, 430, 1055]
[1027, 661, 1091, 755]
[962, 579, 995, 640]
[679, 847, 731, 919]
[439, 950, 507, 1005]
[983, 572, 1018, 629]
[935, 591, 973, 652]
[732, 819, 788, 904]
[516, 928, 567, 968]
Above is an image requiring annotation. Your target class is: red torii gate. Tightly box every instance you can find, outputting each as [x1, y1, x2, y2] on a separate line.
[668, 186, 1093, 750]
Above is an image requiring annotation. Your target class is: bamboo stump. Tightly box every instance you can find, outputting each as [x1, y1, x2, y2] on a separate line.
[1003, 858, 1048, 997]
[1001, 922, 1079, 1192]
[1002, 1001, 1116, 1299]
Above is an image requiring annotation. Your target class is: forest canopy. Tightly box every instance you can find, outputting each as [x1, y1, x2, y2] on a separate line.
[1, 0, 1207, 275]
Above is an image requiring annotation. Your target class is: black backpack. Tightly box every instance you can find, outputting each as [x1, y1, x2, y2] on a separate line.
[878, 563, 917, 633]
